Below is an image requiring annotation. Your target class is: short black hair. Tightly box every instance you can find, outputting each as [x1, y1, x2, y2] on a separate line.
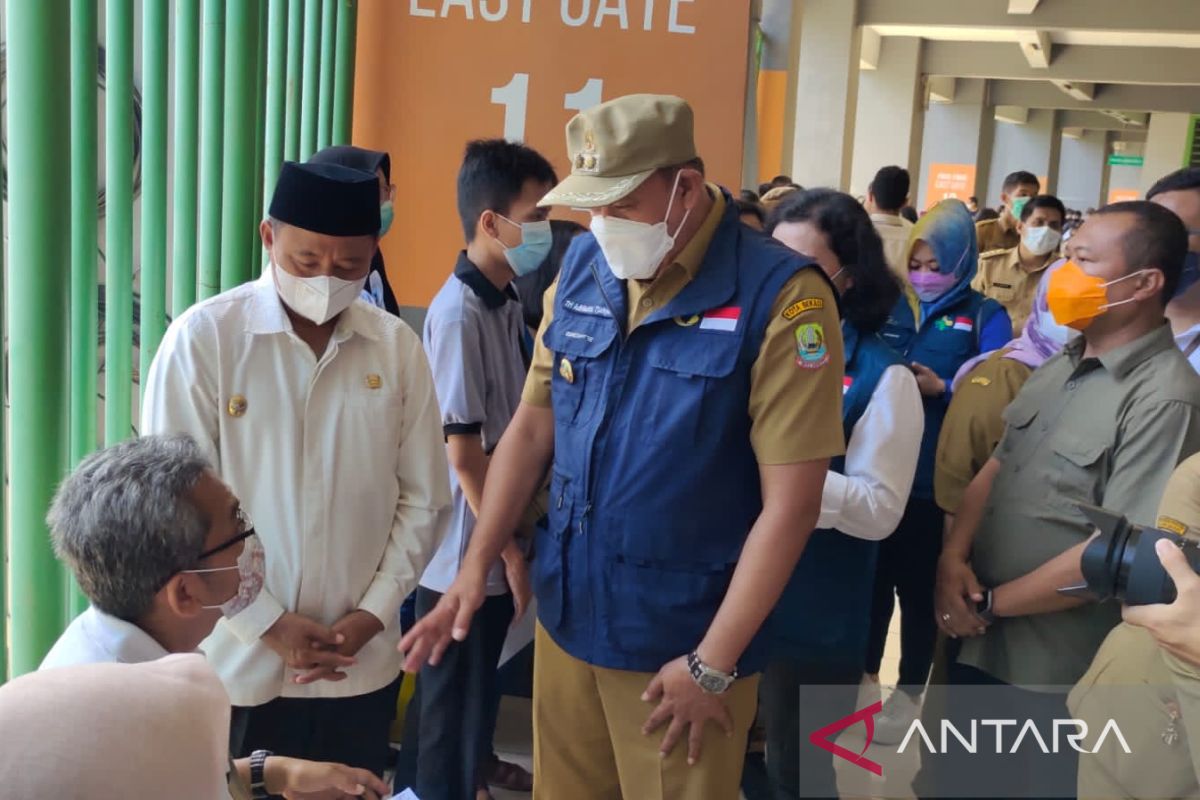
[1147, 167, 1200, 200]
[758, 182, 773, 196]
[770, 174, 793, 188]
[868, 166, 910, 213]
[1093, 200, 1188, 303]
[1002, 170, 1040, 194]
[739, 189, 761, 204]
[735, 199, 765, 226]
[456, 139, 557, 243]
[1020, 194, 1066, 223]
[899, 206, 918, 224]
[968, 196, 978, 205]
[766, 189, 900, 334]
[975, 208, 999, 222]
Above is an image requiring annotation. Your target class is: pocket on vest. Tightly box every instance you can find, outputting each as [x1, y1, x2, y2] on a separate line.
[533, 471, 574, 630]
[543, 319, 617, 428]
[640, 334, 742, 447]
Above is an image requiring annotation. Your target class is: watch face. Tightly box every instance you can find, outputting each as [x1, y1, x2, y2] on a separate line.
[699, 673, 729, 694]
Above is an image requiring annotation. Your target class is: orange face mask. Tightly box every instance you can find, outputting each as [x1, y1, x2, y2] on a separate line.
[1046, 260, 1145, 330]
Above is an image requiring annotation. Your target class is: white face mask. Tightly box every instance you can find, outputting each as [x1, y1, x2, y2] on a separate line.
[590, 170, 693, 281]
[272, 261, 367, 325]
[1022, 225, 1062, 257]
[183, 533, 265, 619]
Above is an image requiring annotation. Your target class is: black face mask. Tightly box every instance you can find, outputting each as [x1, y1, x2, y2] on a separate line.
[1175, 251, 1200, 299]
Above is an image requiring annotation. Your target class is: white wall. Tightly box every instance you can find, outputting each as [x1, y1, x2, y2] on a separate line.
[1140, 113, 1192, 194]
[916, 79, 988, 207]
[849, 36, 921, 199]
[985, 109, 1057, 208]
[1056, 130, 1105, 211]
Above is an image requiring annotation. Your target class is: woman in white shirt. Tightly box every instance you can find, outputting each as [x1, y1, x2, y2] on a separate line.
[758, 189, 924, 800]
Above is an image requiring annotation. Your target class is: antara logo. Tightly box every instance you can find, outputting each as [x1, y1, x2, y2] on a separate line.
[811, 703, 1132, 776]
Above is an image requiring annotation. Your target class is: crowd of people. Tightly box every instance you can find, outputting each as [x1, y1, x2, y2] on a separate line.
[6, 90, 1200, 800]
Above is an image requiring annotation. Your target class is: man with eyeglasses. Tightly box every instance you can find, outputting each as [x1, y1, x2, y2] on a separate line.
[41, 435, 391, 800]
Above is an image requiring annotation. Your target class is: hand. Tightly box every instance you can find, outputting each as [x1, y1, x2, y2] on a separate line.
[266, 756, 390, 800]
[398, 565, 487, 672]
[294, 610, 384, 685]
[262, 613, 356, 683]
[1123, 538, 1200, 666]
[641, 656, 734, 765]
[935, 555, 989, 638]
[502, 542, 532, 625]
[911, 362, 946, 398]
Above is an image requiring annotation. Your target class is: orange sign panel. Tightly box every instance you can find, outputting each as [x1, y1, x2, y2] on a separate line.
[353, 0, 753, 307]
[1107, 188, 1141, 205]
[924, 163, 977, 210]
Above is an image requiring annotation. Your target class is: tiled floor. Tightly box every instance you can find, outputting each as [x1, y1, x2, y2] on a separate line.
[488, 609, 909, 800]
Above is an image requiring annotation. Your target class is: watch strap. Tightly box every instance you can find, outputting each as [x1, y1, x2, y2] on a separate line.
[976, 589, 997, 624]
[250, 749, 273, 799]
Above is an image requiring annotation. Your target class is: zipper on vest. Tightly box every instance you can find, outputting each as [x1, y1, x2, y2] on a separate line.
[587, 260, 626, 340]
[579, 502, 592, 536]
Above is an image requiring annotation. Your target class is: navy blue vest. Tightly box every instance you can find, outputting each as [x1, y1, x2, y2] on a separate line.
[880, 286, 1002, 498]
[770, 322, 905, 664]
[533, 198, 817, 674]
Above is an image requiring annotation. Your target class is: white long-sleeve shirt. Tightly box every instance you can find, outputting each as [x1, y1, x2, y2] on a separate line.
[142, 272, 450, 706]
[817, 364, 923, 540]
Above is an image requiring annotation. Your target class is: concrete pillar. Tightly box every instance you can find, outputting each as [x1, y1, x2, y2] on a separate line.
[1140, 112, 1193, 194]
[1056, 129, 1107, 211]
[849, 36, 924, 199]
[788, 0, 859, 189]
[916, 79, 992, 210]
[985, 108, 1061, 206]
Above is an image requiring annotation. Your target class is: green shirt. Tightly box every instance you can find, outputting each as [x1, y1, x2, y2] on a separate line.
[958, 323, 1200, 687]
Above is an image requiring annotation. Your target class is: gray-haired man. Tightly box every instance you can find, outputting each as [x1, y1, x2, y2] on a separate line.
[40, 435, 390, 800]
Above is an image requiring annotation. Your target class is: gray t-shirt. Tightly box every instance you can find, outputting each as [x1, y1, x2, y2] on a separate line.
[420, 253, 528, 595]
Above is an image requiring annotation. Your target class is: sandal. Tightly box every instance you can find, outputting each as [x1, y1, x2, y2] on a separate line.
[486, 755, 534, 792]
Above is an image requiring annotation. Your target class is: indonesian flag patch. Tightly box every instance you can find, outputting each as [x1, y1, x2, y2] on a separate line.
[953, 316, 974, 332]
[699, 306, 741, 332]
[843, 376, 854, 395]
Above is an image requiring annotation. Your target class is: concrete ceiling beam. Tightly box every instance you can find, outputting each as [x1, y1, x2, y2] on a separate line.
[922, 41, 1200, 85]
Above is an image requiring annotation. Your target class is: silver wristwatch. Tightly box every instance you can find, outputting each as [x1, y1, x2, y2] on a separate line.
[687, 651, 737, 694]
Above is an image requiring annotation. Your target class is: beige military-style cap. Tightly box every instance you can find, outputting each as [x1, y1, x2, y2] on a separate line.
[539, 93, 697, 209]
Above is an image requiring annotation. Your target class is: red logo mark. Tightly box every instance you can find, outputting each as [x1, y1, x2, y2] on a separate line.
[808, 701, 884, 776]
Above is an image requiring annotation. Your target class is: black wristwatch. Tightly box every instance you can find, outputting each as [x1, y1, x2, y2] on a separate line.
[975, 589, 996, 624]
[250, 749, 273, 799]
[688, 651, 738, 694]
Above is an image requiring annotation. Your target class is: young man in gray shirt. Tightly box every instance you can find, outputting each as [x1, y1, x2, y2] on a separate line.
[407, 139, 556, 800]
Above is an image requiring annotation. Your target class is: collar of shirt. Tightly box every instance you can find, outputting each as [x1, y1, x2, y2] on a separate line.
[44, 605, 171, 666]
[870, 212, 911, 230]
[453, 251, 518, 311]
[1066, 322, 1177, 380]
[673, 183, 726, 281]
[246, 269, 379, 342]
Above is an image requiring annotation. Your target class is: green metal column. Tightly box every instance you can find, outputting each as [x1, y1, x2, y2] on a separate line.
[300, 0, 321, 160]
[68, 0, 99, 619]
[316, 0, 337, 152]
[8, 0, 71, 676]
[221, 1, 259, 290]
[198, 0, 225, 299]
[105, 0, 134, 446]
[172, 0, 201, 316]
[251, 0, 269, 272]
[140, 0, 168, 399]
[332, 0, 357, 145]
[263, 0, 289, 266]
[284, 0, 305, 162]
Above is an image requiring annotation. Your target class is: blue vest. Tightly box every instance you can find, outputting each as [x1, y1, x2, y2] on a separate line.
[881, 285, 1003, 498]
[534, 198, 817, 674]
[770, 322, 905, 664]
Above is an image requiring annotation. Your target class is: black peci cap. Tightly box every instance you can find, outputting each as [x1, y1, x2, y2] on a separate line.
[268, 161, 381, 236]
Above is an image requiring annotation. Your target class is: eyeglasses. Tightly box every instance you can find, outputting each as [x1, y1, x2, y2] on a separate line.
[195, 507, 255, 562]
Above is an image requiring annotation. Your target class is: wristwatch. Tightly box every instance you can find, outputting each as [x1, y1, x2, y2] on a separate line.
[688, 651, 737, 694]
[250, 749, 273, 800]
[975, 589, 996, 624]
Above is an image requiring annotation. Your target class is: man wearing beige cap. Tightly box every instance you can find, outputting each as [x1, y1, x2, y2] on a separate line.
[402, 94, 845, 798]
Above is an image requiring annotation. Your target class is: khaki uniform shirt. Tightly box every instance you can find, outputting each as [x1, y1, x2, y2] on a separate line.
[976, 215, 1021, 255]
[933, 351, 1033, 515]
[1070, 453, 1200, 800]
[870, 212, 914, 281]
[971, 246, 1057, 334]
[958, 324, 1200, 686]
[523, 187, 846, 465]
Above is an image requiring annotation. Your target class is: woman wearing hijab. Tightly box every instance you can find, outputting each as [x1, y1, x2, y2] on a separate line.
[865, 199, 1012, 743]
[760, 189, 924, 799]
[309, 145, 401, 315]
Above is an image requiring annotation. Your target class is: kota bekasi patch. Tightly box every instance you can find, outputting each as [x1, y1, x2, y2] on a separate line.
[1157, 516, 1189, 536]
[782, 297, 825, 321]
[795, 322, 829, 370]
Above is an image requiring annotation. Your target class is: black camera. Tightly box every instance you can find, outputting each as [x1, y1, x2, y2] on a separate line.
[1066, 504, 1200, 605]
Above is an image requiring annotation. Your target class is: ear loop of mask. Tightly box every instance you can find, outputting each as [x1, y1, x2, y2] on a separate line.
[663, 170, 693, 238]
[1098, 269, 1149, 312]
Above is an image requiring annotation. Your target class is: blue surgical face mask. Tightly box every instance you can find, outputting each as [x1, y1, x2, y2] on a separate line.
[1175, 250, 1200, 299]
[497, 215, 552, 277]
[379, 200, 395, 237]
